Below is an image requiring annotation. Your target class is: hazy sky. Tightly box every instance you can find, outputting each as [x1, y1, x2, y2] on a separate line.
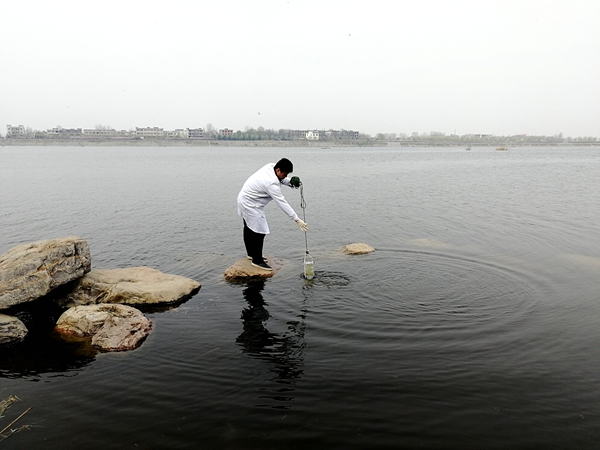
[1, 0, 599, 137]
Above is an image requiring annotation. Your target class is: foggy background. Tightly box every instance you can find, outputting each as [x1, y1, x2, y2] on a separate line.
[1, 0, 598, 137]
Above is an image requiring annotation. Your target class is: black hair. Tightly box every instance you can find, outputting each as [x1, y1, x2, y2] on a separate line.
[274, 158, 293, 173]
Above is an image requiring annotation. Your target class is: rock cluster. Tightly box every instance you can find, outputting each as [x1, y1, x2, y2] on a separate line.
[0, 237, 201, 351]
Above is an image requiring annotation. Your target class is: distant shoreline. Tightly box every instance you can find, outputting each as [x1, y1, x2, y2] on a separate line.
[0, 138, 381, 148]
[1, 138, 598, 148]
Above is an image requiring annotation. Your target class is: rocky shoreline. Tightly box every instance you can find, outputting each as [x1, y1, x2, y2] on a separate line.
[1, 236, 375, 352]
[0, 237, 201, 351]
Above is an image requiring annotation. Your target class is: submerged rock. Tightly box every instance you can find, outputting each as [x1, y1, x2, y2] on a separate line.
[0, 236, 91, 310]
[224, 257, 277, 282]
[409, 238, 451, 249]
[57, 267, 201, 308]
[341, 243, 375, 255]
[54, 303, 152, 352]
[0, 313, 28, 345]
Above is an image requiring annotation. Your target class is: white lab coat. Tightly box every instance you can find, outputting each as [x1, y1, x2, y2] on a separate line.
[237, 163, 299, 234]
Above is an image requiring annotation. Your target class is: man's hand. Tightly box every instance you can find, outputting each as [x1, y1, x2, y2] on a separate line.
[296, 219, 309, 231]
[290, 176, 302, 188]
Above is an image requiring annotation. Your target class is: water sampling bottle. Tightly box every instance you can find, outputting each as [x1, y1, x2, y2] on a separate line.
[303, 252, 315, 280]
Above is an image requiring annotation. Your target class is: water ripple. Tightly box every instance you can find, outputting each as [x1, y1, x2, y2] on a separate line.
[306, 248, 551, 355]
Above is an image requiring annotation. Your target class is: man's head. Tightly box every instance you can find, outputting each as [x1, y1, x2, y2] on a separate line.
[274, 158, 293, 180]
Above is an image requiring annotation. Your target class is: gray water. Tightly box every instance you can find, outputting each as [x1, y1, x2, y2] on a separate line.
[1, 146, 600, 449]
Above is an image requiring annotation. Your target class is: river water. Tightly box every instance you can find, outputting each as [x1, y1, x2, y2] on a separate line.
[1, 145, 600, 449]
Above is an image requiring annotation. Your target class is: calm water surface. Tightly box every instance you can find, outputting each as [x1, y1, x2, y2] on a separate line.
[1, 146, 600, 449]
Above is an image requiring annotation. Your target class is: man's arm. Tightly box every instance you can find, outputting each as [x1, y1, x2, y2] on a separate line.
[267, 183, 299, 221]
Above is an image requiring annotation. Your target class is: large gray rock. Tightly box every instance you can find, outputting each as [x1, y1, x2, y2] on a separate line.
[0, 314, 28, 345]
[0, 236, 91, 310]
[54, 303, 152, 352]
[58, 266, 201, 308]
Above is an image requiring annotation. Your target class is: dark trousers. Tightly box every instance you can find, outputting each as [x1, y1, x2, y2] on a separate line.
[243, 220, 265, 264]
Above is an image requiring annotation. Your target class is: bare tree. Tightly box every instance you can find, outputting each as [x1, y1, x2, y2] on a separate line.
[205, 123, 215, 138]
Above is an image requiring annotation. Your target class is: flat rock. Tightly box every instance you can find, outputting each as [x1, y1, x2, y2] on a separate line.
[0, 236, 91, 310]
[341, 243, 375, 255]
[54, 303, 152, 352]
[224, 257, 277, 281]
[0, 314, 28, 345]
[57, 267, 201, 308]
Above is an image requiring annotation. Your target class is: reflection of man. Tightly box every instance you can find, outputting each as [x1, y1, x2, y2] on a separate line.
[237, 158, 308, 271]
[236, 281, 272, 353]
[236, 281, 306, 385]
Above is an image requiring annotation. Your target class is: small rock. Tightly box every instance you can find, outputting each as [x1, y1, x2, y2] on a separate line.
[58, 267, 201, 308]
[0, 313, 28, 345]
[224, 257, 277, 282]
[341, 243, 375, 255]
[55, 303, 152, 352]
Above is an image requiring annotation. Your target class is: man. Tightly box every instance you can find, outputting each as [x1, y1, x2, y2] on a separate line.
[237, 158, 308, 271]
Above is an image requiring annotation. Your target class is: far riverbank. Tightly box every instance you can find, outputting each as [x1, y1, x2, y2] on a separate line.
[0, 138, 382, 148]
[2, 138, 598, 148]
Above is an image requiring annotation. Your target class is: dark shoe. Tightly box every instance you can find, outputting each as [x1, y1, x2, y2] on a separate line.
[248, 256, 266, 262]
[251, 261, 272, 271]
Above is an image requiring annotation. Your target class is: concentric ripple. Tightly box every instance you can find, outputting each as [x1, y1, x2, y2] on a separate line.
[307, 248, 552, 351]
[300, 271, 352, 288]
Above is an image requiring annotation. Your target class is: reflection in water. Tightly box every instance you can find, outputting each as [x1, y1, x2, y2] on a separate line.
[0, 298, 96, 380]
[236, 281, 307, 409]
[0, 335, 95, 380]
[0, 289, 197, 380]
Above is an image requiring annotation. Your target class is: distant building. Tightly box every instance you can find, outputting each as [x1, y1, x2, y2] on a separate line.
[6, 125, 26, 137]
[341, 129, 359, 139]
[134, 127, 164, 138]
[83, 128, 116, 137]
[188, 128, 204, 139]
[325, 129, 360, 140]
[46, 127, 83, 137]
[291, 129, 308, 139]
[165, 129, 189, 138]
[83, 129, 132, 138]
[280, 128, 360, 140]
[4, 123, 364, 141]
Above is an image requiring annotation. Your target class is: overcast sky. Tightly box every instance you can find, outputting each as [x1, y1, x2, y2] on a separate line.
[1, 0, 598, 137]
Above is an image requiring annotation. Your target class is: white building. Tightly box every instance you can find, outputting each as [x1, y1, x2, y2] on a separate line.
[46, 127, 83, 137]
[83, 129, 116, 137]
[165, 129, 189, 138]
[83, 129, 132, 137]
[291, 129, 308, 139]
[188, 128, 204, 139]
[6, 125, 26, 137]
[306, 131, 320, 140]
[326, 129, 360, 140]
[134, 127, 164, 138]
